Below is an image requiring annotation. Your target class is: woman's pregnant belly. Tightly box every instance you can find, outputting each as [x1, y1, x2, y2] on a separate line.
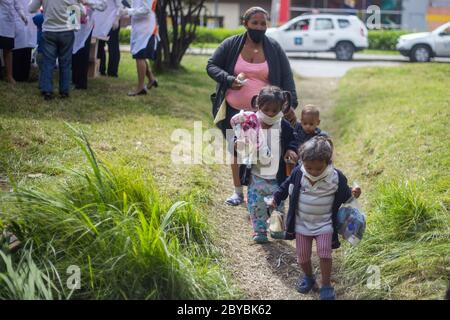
[226, 77, 268, 111]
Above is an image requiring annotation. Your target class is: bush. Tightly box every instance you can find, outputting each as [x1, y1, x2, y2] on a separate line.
[1, 126, 238, 299]
[119, 28, 130, 44]
[120, 26, 245, 45]
[368, 30, 409, 51]
[121, 27, 406, 51]
[193, 27, 245, 44]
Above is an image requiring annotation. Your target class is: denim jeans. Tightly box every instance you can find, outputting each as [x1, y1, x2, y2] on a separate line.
[40, 31, 74, 94]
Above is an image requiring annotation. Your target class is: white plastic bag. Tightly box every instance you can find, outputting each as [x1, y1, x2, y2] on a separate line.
[269, 211, 284, 239]
[264, 196, 285, 240]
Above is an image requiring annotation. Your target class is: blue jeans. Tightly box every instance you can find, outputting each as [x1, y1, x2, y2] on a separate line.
[40, 31, 74, 94]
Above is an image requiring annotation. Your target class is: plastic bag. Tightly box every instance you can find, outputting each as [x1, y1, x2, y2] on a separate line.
[336, 197, 366, 246]
[269, 211, 285, 239]
[264, 196, 285, 239]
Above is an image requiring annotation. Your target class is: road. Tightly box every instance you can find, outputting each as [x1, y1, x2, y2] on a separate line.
[288, 57, 401, 78]
[120, 45, 450, 78]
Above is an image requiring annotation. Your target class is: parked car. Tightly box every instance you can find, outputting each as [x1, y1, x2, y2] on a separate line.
[266, 14, 369, 61]
[396, 22, 450, 62]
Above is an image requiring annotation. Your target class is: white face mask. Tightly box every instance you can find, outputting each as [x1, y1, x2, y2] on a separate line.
[256, 111, 283, 126]
[301, 164, 333, 182]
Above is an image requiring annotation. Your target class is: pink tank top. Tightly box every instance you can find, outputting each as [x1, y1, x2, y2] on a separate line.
[226, 54, 269, 111]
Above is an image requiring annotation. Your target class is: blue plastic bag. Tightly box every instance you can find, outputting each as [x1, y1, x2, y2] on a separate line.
[337, 198, 366, 246]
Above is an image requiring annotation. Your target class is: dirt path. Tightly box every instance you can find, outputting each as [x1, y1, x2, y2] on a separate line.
[210, 77, 344, 300]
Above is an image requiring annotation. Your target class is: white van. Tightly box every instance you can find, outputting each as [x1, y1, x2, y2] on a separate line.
[266, 14, 369, 61]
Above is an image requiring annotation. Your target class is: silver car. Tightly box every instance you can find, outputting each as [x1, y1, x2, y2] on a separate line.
[397, 22, 450, 62]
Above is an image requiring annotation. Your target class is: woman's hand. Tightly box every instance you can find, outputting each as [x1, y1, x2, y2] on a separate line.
[352, 187, 362, 198]
[231, 78, 244, 90]
[284, 150, 298, 164]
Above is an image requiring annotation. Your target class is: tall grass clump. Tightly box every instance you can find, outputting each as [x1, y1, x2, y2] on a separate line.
[2, 125, 237, 299]
[0, 243, 68, 300]
[341, 182, 450, 299]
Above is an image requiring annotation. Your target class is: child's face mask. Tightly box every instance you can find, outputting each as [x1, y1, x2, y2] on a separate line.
[256, 110, 283, 126]
[301, 161, 332, 182]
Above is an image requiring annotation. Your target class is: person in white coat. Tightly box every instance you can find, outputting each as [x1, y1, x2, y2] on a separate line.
[72, 0, 106, 89]
[12, 0, 37, 82]
[120, 0, 159, 96]
[93, 0, 124, 77]
[0, 0, 28, 84]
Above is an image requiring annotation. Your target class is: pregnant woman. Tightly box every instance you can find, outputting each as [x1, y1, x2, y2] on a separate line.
[206, 6, 299, 206]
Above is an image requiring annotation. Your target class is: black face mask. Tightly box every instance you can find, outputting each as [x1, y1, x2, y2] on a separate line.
[247, 28, 266, 44]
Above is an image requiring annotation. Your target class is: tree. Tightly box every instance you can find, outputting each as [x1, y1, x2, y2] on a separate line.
[156, 0, 206, 70]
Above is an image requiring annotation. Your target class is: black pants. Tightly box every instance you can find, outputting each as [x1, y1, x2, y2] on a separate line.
[97, 25, 120, 77]
[72, 31, 92, 89]
[12, 48, 32, 82]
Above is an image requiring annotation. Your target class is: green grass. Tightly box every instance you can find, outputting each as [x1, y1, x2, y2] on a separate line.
[331, 63, 450, 299]
[0, 54, 239, 299]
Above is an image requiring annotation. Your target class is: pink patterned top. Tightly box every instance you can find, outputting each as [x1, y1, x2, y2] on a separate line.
[225, 54, 269, 111]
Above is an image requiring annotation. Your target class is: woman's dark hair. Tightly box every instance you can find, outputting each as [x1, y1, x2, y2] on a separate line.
[299, 136, 334, 164]
[251, 86, 291, 112]
[243, 7, 269, 23]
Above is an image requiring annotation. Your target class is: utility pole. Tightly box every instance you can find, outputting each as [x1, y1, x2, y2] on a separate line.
[214, 0, 219, 16]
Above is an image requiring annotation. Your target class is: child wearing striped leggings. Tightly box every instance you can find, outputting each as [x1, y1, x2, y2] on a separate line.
[271, 136, 361, 300]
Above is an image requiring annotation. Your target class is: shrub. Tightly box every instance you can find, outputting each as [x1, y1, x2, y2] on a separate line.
[368, 30, 409, 51]
[120, 26, 245, 45]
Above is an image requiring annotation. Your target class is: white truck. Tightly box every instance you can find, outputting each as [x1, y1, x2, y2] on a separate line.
[396, 22, 450, 62]
[266, 14, 369, 61]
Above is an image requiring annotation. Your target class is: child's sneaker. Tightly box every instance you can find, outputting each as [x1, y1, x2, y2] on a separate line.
[252, 233, 269, 244]
[295, 275, 316, 294]
[319, 285, 336, 300]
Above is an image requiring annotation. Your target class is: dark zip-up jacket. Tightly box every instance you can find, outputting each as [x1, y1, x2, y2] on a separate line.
[273, 165, 353, 249]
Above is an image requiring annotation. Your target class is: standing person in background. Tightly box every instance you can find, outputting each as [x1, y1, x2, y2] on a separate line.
[0, 0, 28, 84]
[72, 0, 106, 90]
[93, 0, 124, 77]
[120, 0, 159, 96]
[12, 0, 37, 82]
[32, 10, 44, 73]
[28, 0, 86, 100]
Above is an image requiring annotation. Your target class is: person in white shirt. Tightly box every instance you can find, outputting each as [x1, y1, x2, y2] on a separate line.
[72, 0, 106, 89]
[120, 0, 159, 96]
[0, 0, 28, 84]
[93, 0, 124, 77]
[12, 0, 37, 82]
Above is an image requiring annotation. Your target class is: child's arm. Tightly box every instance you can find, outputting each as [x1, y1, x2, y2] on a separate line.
[282, 120, 300, 163]
[272, 172, 295, 206]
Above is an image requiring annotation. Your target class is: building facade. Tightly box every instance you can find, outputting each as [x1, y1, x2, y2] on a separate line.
[204, 0, 450, 31]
